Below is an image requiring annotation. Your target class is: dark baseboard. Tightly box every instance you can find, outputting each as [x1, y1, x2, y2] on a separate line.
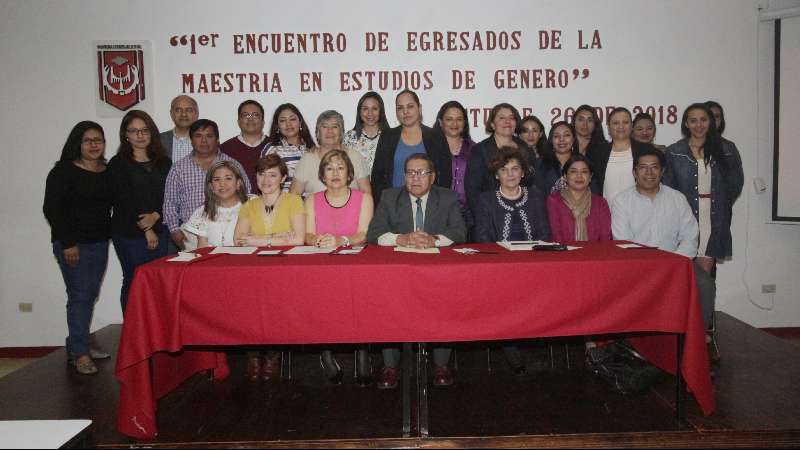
[0, 347, 59, 358]
[762, 327, 800, 340]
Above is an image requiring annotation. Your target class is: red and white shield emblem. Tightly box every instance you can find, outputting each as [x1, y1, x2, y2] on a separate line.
[97, 49, 146, 111]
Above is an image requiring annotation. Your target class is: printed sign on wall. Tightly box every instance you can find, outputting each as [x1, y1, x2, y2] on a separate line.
[94, 41, 153, 117]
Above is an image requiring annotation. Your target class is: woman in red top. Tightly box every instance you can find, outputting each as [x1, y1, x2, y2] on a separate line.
[546, 154, 612, 242]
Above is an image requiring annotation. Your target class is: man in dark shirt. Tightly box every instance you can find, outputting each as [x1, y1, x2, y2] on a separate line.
[220, 100, 268, 193]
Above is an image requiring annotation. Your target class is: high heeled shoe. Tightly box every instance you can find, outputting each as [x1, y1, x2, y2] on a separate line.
[320, 350, 343, 385]
[355, 348, 373, 387]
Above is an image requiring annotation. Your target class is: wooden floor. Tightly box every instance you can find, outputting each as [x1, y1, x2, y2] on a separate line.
[1, 313, 799, 448]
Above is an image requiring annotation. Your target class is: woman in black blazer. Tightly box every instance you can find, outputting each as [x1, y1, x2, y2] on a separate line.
[588, 107, 655, 198]
[370, 89, 451, 205]
[464, 103, 533, 221]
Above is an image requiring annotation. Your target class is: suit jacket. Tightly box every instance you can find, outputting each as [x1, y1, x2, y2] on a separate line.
[367, 185, 466, 244]
[464, 134, 536, 219]
[370, 125, 452, 205]
[159, 130, 174, 161]
[588, 140, 655, 193]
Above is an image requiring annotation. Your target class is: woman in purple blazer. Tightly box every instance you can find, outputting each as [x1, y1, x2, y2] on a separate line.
[546, 154, 612, 242]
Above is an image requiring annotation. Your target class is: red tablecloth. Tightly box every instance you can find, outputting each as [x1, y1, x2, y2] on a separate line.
[115, 242, 713, 439]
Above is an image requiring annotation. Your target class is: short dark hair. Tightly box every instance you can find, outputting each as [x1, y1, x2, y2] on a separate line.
[633, 147, 666, 168]
[59, 121, 104, 163]
[404, 152, 435, 172]
[485, 103, 521, 135]
[704, 100, 726, 134]
[318, 149, 355, 185]
[237, 99, 264, 118]
[490, 146, 530, 177]
[433, 100, 471, 140]
[189, 119, 220, 139]
[561, 153, 595, 176]
[256, 153, 288, 177]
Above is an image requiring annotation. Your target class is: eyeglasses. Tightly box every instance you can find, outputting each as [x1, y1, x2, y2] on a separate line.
[81, 138, 105, 145]
[126, 128, 151, 136]
[240, 112, 262, 120]
[405, 169, 433, 178]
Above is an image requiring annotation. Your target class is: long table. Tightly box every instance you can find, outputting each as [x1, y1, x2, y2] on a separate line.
[115, 241, 714, 439]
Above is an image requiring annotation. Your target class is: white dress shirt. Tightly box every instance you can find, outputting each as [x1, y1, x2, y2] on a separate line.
[611, 184, 699, 258]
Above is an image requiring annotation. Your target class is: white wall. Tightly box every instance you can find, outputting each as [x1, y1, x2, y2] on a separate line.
[0, 0, 798, 347]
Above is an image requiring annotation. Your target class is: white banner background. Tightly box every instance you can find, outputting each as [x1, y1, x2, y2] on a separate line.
[2, 0, 800, 347]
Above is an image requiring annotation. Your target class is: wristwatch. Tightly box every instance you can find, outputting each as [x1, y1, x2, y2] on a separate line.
[341, 236, 351, 247]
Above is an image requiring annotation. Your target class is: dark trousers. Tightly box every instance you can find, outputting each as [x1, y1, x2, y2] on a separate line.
[694, 260, 717, 330]
[112, 230, 169, 314]
[53, 240, 109, 359]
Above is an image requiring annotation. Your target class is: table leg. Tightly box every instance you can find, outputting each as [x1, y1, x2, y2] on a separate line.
[676, 333, 686, 427]
[402, 342, 412, 437]
[417, 342, 429, 438]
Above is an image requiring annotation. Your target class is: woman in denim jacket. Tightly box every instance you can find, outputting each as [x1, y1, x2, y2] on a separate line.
[663, 103, 744, 329]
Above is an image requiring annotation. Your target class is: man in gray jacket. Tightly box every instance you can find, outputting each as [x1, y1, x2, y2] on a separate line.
[367, 152, 466, 389]
[159, 95, 198, 162]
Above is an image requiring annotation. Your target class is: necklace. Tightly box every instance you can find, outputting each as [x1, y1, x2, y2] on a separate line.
[496, 187, 533, 241]
[263, 193, 281, 215]
[499, 185, 522, 200]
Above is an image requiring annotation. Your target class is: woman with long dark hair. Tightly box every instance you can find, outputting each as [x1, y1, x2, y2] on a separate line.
[433, 100, 475, 226]
[108, 110, 172, 314]
[262, 103, 316, 192]
[44, 121, 113, 375]
[518, 115, 547, 158]
[664, 103, 744, 330]
[535, 121, 579, 194]
[571, 105, 607, 156]
[343, 91, 390, 174]
[370, 89, 451, 205]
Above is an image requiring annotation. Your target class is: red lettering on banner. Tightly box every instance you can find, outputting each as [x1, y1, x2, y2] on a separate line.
[365, 32, 389, 51]
[181, 73, 283, 93]
[300, 72, 322, 92]
[578, 29, 602, 49]
[231, 33, 347, 53]
[406, 31, 523, 52]
[539, 30, 562, 49]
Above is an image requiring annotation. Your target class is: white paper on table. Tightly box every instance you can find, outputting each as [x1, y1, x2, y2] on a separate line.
[566, 246, 582, 251]
[394, 246, 440, 254]
[210, 246, 258, 255]
[257, 250, 284, 255]
[496, 240, 556, 251]
[336, 246, 365, 255]
[617, 243, 646, 249]
[167, 252, 200, 262]
[283, 246, 334, 255]
[453, 248, 480, 254]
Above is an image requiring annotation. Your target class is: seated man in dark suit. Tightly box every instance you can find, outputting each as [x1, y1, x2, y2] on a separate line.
[367, 152, 466, 388]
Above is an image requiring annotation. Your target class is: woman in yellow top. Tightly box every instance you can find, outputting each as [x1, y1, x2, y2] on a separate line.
[235, 154, 305, 247]
[233, 153, 305, 381]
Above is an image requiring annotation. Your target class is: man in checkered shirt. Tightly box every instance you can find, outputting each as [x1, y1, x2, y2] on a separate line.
[163, 119, 251, 250]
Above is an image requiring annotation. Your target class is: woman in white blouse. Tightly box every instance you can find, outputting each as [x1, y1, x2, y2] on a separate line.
[183, 161, 250, 248]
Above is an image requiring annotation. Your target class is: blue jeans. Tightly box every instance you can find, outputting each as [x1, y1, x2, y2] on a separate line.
[112, 230, 168, 314]
[53, 240, 109, 360]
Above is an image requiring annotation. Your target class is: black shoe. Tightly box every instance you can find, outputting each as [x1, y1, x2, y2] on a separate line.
[355, 348, 373, 387]
[320, 351, 343, 385]
[512, 364, 528, 377]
